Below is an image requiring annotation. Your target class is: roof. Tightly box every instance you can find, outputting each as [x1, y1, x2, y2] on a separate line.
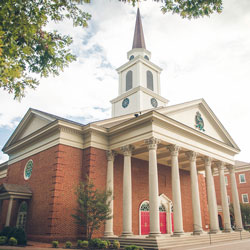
[132, 8, 146, 49]
[0, 183, 32, 195]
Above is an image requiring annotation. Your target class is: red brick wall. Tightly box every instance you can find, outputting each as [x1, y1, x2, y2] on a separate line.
[2, 145, 211, 241]
[214, 170, 250, 212]
[2, 144, 84, 242]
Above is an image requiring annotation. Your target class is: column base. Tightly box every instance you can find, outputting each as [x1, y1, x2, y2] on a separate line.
[104, 232, 116, 237]
[223, 228, 232, 233]
[121, 232, 133, 237]
[235, 228, 243, 232]
[192, 230, 203, 235]
[209, 229, 220, 234]
[172, 231, 184, 237]
[147, 232, 162, 238]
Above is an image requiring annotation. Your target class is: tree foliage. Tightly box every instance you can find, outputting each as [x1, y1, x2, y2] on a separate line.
[0, 0, 91, 99]
[230, 203, 250, 227]
[72, 180, 112, 240]
[1, 0, 223, 99]
[120, 0, 223, 19]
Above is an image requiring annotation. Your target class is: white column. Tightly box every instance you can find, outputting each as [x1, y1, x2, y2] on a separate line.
[204, 157, 219, 233]
[217, 162, 231, 232]
[228, 165, 243, 231]
[167, 145, 184, 236]
[5, 197, 13, 226]
[104, 150, 116, 236]
[121, 145, 134, 236]
[145, 137, 161, 237]
[186, 151, 203, 234]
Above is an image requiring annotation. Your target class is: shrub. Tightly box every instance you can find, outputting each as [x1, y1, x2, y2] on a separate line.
[77, 240, 83, 248]
[0, 227, 14, 238]
[125, 245, 144, 250]
[65, 241, 72, 248]
[98, 240, 108, 249]
[12, 227, 27, 245]
[106, 240, 111, 248]
[113, 240, 120, 249]
[52, 240, 59, 248]
[81, 240, 89, 248]
[0, 236, 7, 245]
[0, 226, 27, 245]
[89, 238, 102, 248]
[8, 237, 18, 246]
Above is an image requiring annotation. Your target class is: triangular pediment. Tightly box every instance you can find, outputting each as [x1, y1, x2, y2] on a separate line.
[3, 109, 56, 150]
[158, 99, 239, 150]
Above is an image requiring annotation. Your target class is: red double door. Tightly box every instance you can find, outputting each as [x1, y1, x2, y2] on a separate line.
[141, 211, 168, 235]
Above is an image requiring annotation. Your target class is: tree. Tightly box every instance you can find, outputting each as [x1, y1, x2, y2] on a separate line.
[72, 180, 112, 240]
[1, 0, 223, 99]
[120, 0, 223, 19]
[230, 203, 250, 228]
[0, 0, 91, 99]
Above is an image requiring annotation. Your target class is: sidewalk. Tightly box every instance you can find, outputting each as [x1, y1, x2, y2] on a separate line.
[0, 241, 64, 250]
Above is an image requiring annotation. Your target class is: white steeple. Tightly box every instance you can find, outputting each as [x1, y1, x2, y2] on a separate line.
[110, 8, 168, 117]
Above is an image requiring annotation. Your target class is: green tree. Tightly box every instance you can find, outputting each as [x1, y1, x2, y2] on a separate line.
[0, 0, 91, 99]
[1, 0, 223, 99]
[120, 0, 223, 19]
[72, 180, 112, 240]
[230, 203, 250, 228]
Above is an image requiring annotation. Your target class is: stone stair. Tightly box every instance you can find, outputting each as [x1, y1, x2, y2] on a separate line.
[104, 231, 250, 249]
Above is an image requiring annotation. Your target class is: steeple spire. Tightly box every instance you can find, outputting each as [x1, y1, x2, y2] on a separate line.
[132, 8, 146, 49]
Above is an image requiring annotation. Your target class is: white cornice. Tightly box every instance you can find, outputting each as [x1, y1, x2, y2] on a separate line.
[116, 55, 162, 73]
[110, 86, 168, 104]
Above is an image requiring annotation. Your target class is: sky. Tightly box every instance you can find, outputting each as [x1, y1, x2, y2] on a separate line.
[0, 0, 250, 164]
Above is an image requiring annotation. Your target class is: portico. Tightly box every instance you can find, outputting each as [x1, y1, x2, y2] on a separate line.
[102, 101, 242, 238]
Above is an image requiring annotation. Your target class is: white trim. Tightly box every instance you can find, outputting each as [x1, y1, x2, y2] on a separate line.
[239, 173, 246, 184]
[242, 194, 249, 203]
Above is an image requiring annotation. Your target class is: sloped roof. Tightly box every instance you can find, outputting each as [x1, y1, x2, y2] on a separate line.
[0, 183, 32, 195]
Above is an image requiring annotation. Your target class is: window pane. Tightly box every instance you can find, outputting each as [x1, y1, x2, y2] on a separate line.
[240, 174, 246, 183]
[126, 71, 132, 91]
[147, 71, 153, 91]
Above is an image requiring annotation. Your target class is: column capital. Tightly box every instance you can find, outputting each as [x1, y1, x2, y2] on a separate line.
[106, 150, 116, 162]
[215, 161, 225, 170]
[167, 144, 180, 156]
[203, 156, 212, 166]
[144, 137, 160, 150]
[121, 145, 134, 156]
[227, 165, 235, 173]
[185, 151, 198, 162]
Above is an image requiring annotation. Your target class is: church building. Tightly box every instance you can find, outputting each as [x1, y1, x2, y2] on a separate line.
[0, 8, 246, 246]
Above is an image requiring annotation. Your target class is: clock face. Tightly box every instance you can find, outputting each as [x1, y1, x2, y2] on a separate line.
[122, 98, 129, 108]
[151, 98, 158, 108]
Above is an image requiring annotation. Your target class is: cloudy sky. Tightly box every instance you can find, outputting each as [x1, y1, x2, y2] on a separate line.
[0, 0, 250, 164]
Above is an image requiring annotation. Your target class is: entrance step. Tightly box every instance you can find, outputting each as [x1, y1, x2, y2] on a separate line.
[104, 231, 250, 249]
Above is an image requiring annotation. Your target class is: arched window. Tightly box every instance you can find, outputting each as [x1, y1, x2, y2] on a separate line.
[140, 201, 150, 211]
[126, 70, 133, 91]
[147, 71, 153, 91]
[16, 201, 28, 230]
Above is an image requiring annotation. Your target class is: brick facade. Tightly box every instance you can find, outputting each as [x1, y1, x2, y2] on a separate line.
[0, 144, 210, 242]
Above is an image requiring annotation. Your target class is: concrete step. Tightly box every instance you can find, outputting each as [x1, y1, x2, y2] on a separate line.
[104, 231, 250, 250]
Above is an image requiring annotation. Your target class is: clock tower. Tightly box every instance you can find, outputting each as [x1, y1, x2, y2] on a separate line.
[110, 8, 168, 117]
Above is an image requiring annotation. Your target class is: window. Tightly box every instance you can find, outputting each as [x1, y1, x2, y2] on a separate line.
[147, 71, 153, 91]
[24, 160, 33, 180]
[144, 55, 149, 60]
[126, 70, 133, 91]
[242, 194, 249, 203]
[225, 176, 228, 185]
[16, 201, 28, 230]
[239, 174, 246, 183]
[129, 55, 134, 60]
